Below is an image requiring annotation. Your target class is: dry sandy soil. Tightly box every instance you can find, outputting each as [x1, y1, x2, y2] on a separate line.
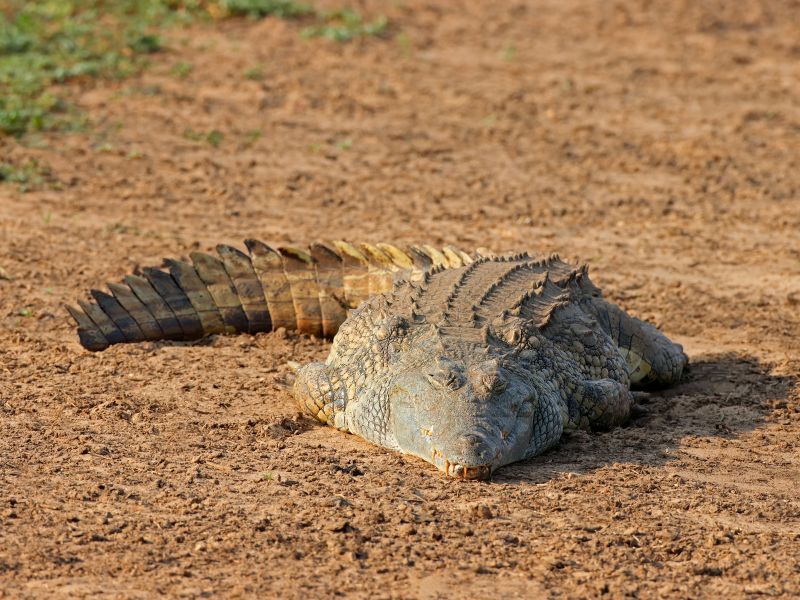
[2, 0, 800, 597]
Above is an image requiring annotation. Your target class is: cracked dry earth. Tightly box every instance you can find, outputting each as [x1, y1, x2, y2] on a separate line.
[2, 0, 800, 598]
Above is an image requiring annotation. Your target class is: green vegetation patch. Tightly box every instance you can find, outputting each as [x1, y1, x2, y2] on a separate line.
[302, 9, 387, 42]
[218, 0, 314, 19]
[0, 1, 187, 136]
[0, 159, 54, 191]
[0, 0, 390, 139]
[183, 127, 225, 147]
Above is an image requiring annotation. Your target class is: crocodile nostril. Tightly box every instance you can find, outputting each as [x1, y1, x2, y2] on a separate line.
[459, 434, 483, 452]
[459, 434, 494, 462]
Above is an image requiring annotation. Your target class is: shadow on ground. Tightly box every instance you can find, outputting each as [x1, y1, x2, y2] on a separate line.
[494, 353, 796, 483]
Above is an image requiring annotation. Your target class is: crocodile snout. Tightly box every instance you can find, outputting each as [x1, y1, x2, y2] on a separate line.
[438, 432, 498, 480]
[457, 433, 495, 464]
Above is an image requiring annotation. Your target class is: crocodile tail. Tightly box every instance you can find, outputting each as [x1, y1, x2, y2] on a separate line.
[66, 240, 474, 351]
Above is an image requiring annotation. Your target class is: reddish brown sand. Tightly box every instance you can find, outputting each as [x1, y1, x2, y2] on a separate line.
[2, 1, 799, 598]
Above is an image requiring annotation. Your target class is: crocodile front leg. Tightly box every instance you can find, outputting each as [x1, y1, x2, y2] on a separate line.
[293, 362, 349, 431]
[568, 377, 634, 431]
[583, 297, 687, 388]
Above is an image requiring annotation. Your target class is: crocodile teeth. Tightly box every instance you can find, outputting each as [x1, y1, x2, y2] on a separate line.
[447, 463, 492, 481]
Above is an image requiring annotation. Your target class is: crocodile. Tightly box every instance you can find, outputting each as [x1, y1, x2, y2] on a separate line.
[68, 240, 687, 479]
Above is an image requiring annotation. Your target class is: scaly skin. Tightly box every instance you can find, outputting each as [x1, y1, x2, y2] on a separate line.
[66, 240, 469, 351]
[294, 254, 686, 479]
[70, 243, 687, 480]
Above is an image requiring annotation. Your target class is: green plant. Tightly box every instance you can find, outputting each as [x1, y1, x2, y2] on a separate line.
[206, 129, 224, 148]
[171, 61, 194, 78]
[128, 33, 161, 54]
[395, 32, 411, 55]
[183, 128, 204, 142]
[220, 0, 314, 18]
[243, 129, 262, 145]
[184, 128, 224, 147]
[302, 9, 388, 41]
[244, 65, 265, 80]
[0, 159, 52, 191]
[501, 45, 516, 61]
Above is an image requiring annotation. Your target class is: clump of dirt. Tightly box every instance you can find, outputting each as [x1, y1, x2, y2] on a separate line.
[265, 414, 312, 440]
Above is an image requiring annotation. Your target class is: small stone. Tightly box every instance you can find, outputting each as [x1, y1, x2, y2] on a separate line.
[694, 565, 723, 577]
[399, 523, 417, 536]
[329, 520, 353, 533]
[329, 496, 351, 508]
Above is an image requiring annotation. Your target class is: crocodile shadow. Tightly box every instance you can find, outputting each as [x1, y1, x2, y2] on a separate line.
[493, 353, 796, 484]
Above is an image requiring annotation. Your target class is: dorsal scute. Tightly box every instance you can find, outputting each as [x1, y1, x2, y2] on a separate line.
[359, 243, 394, 269]
[331, 240, 368, 265]
[310, 241, 343, 265]
[388, 256, 548, 354]
[406, 256, 588, 345]
[508, 276, 548, 311]
[443, 246, 473, 266]
[517, 275, 574, 329]
[376, 243, 414, 270]
[573, 264, 602, 297]
[443, 258, 485, 312]
[472, 259, 550, 311]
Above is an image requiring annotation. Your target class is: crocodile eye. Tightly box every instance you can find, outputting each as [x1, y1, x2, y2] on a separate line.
[482, 373, 507, 394]
[426, 357, 466, 390]
[427, 368, 463, 390]
[388, 315, 409, 331]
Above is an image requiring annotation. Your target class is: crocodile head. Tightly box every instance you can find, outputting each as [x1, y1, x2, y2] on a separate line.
[387, 355, 540, 480]
[293, 300, 566, 481]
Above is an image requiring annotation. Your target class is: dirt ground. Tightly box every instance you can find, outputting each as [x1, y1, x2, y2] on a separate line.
[2, 0, 800, 597]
